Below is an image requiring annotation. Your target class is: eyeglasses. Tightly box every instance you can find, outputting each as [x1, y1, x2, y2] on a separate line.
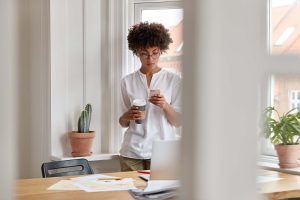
[139, 51, 161, 60]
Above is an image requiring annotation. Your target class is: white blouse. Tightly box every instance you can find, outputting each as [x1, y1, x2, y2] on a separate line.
[119, 68, 182, 159]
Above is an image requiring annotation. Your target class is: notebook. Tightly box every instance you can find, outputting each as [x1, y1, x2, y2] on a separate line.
[139, 139, 180, 181]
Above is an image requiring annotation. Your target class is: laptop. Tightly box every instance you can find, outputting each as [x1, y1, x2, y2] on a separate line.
[139, 139, 180, 181]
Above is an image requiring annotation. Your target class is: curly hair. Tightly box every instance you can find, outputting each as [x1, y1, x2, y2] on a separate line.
[127, 22, 173, 55]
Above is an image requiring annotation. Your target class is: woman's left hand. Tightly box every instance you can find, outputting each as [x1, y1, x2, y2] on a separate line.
[149, 94, 168, 110]
[149, 93, 181, 127]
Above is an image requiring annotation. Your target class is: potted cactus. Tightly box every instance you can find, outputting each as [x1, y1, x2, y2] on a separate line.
[69, 104, 95, 157]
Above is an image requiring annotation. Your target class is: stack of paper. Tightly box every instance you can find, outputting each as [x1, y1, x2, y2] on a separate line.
[128, 180, 180, 200]
[72, 178, 136, 192]
[47, 174, 136, 192]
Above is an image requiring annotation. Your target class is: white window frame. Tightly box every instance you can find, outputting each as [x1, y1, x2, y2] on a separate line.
[127, 0, 183, 74]
[260, 75, 276, 156]
[260, 0, 300, 158]
[134, 1, 183, 23]
[129, 1, 183, 138]
[289, 90, 300, 110]
[106, 0, 131, 153]
[101, 0, 184, 155]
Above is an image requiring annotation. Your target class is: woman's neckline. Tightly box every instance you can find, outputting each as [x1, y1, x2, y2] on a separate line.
[139, 67, 162, 76]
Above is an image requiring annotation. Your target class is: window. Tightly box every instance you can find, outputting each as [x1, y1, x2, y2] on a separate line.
[262, 74, 300, 156]
[123, 0, 184, 138]
[270, 0, 300, 55]
[270, 75, 300, 115]
[261, 0, 300, 157]
[289, 90, 300, 110]
[130, 1, 183, 76]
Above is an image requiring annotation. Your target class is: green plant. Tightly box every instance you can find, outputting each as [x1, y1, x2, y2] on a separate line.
[78, 103, 92, 133]
[263, 106, 300, 145]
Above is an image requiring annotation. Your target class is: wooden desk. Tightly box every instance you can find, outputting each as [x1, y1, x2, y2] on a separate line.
[21, 170, 299, 200]
[259, 170, 300, 200]
[15, 171, 147, 200]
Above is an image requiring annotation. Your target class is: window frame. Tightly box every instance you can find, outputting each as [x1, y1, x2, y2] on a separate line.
[260, 0, 300, 156]
[127, 0, 183, 74]
[106, 0, 184, 154]
[289, 90, 300, 110]
[260, 75, 277, 156]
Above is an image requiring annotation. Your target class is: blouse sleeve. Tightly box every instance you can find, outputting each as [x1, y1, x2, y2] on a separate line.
[170, 77, 182, 113]
[120, 79, 131, 115]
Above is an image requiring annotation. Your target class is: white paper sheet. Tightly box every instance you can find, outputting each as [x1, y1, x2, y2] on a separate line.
[70, 174, 120, 181]
[47, 180, 81, 190]
[72, 178, 136, 192]
[257, 175, 283, 183]
[48, 174, 130, 192]
[143, 180, 180, 193]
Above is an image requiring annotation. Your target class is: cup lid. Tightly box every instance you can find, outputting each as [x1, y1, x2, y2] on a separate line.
[132, 99, 146, 106]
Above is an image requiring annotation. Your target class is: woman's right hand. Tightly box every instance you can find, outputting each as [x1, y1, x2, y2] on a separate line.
[127, 106, 145, 121]
[119, 106, 145, 127]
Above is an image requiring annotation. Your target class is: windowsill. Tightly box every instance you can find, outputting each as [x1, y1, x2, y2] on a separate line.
[259, 155, 300, 175]
[51, 153, 119, 162]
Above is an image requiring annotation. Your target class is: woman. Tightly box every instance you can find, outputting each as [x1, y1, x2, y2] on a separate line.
[119, 22, 182, 171]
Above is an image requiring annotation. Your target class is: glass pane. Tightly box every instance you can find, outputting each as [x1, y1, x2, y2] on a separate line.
[271, 0, 300, 55]
[142, 9, 183, 75]
[292, 91, 295, 99]
[270, 74, 300, 115]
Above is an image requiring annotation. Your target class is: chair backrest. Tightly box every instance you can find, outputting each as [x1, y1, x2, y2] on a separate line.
[41, 158, 94, 178]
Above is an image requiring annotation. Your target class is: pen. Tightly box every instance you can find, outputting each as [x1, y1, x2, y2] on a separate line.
[137, 170, 151, 174]
[97, 177, 122, 181]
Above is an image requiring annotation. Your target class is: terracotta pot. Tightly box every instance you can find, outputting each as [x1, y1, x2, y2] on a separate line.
[69, 131, 95, 157]
[275, 144, 300, 168]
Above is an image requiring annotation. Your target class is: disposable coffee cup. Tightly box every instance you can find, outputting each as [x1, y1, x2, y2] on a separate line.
[132, 99, 146, 124]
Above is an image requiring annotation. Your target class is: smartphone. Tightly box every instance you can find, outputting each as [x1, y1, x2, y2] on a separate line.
[150, 89, 160, 97]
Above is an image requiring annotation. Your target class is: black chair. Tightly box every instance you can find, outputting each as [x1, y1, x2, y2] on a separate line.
[41, 158, 94, 178]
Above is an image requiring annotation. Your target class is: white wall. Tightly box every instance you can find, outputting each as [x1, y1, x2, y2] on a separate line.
[50, 0, 127, 159]
[0, 0, 52, 180]
[0, 0, 120, 179]
[15, 0, 31, 180]
[50, 0, 102, 158]
[18, 0, 125, 178]
[181, 0, 262, 199]
[28, 0, 51, 178]
[0, 0, 37, 197]
[0, 0, 32, 180]
[0, 0, 17, 198]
